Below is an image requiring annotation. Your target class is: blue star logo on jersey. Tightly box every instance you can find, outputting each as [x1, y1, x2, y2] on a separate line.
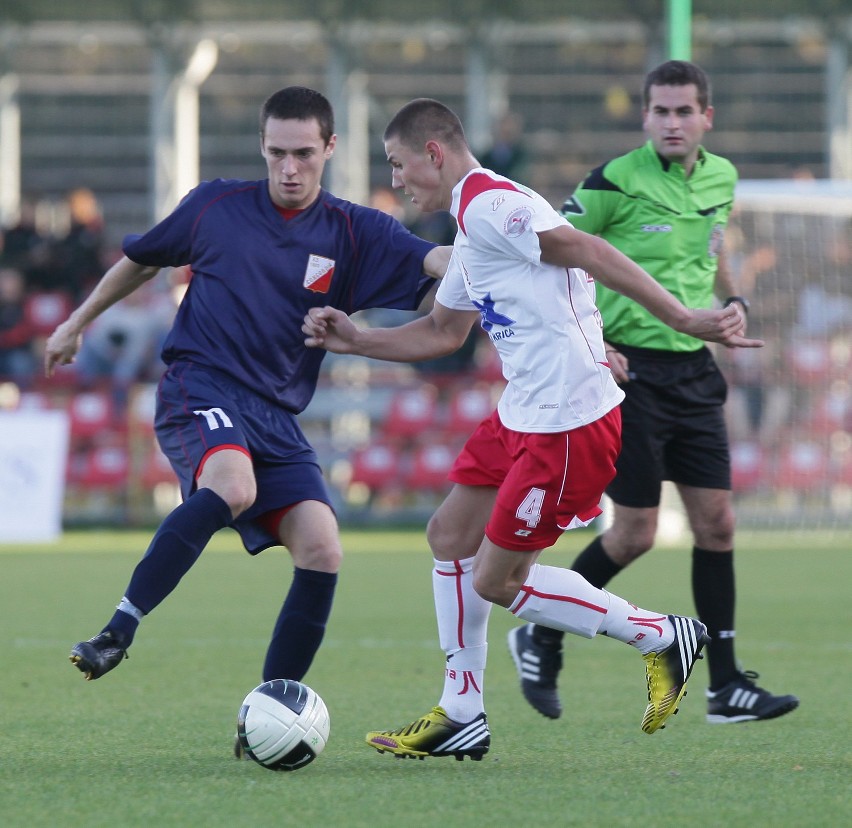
[472, 293, 516, 332]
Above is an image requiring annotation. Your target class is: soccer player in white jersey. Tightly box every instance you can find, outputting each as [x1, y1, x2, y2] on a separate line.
[303, 98, 762, 760]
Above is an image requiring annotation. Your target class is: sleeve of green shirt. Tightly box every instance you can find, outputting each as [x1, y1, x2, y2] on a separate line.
[558, 174, 617, 237]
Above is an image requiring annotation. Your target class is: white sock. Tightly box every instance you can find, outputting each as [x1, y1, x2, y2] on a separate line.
[433, 557, 492, 722]
[509, 563, 609, 638]
[509, 564, 674, 654]
[597, 590, 674, 654]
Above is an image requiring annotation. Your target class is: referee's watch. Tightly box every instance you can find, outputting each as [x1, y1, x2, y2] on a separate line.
[723, 296, 750, 315]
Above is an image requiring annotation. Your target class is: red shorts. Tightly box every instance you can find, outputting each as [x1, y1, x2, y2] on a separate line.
[449, 408, 621, 551]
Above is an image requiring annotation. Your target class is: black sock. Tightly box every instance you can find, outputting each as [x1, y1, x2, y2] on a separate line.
[571, 534, 623, 588]
[692, 545, 738, 689]
[105, 488, 233, 646]
[262, 567, 338, 682]
[532, 535, 623, 647]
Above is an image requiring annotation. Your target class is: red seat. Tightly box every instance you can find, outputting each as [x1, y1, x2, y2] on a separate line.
[24, 291, 73, 337]
[831, 452, 852, 487]
[349, 443, 403, 492]
[141, 443, 176, 488]
[445, 386, 493, 438]
[730, 441, 767, 492]
[786, 340, 832, 387]
[404, 443, 456, 492]
[808, 386, 852, 435]
[382, 387, 439, 441]
[68, 444, 130, 488]
[128, 383, 158, 436]
[775, 441, 830, 491]
[68, 390, 116, 439]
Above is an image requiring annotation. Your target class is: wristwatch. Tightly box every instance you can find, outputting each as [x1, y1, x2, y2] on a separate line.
[723, 296, 750, 315]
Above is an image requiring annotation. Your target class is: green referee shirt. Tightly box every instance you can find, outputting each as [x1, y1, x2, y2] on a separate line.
[561, 140, 737, 352]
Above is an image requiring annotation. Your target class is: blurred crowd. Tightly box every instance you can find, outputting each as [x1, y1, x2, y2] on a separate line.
[0, 188, 177, 406]
[3, 172, 850, 512]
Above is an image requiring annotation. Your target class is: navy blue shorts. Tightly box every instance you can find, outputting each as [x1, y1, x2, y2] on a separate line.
[606, 345, 731, 509]
[154, 361, 333, 554]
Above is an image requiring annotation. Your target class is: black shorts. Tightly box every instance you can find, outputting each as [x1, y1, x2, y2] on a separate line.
[606, 345, 730, 508]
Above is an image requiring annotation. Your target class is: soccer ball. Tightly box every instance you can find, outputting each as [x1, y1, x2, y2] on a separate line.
[236, 679, 330, 771]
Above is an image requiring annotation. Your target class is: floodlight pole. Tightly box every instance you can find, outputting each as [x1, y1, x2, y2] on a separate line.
[149, 34, 218, 223]
[0, 73, 20, 226]
[666, 0, 692, 60]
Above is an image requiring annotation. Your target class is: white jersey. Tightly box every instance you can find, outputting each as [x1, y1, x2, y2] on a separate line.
[435, 168, 624, 433]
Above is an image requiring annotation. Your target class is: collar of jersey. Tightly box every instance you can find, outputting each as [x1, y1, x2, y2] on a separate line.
[646, 140, 707, 174]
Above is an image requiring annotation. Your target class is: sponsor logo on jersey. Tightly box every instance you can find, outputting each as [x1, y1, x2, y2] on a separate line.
[303, 254, 336, 293]
[491, 328, 516, 342]
[504, 206, 532, 237]
[641, 224, 672, 233]
[472, 292, 516, 332]
[491, 194, 506, 211]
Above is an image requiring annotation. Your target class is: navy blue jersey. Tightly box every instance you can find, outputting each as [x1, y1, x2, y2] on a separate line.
[123, 179, 435, 412]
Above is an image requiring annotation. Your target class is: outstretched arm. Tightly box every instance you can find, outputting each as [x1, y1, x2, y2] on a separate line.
[304, 300, 479, 363]
[537, 225, 762, 348]
[44, 256, 160, 376]
[422, 245, 453, 279]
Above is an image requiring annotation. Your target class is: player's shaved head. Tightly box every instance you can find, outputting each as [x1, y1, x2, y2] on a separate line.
[384, 98, 469, 152]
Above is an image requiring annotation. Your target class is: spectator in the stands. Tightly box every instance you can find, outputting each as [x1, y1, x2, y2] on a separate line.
[75, 279, 176, 408]
[0, 266, 37, 386]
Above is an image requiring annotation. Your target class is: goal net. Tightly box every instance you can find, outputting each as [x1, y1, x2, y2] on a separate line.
[719, 179, 852, 530]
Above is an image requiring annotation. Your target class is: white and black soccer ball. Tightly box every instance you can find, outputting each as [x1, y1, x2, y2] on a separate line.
[237, 679, 330, 771]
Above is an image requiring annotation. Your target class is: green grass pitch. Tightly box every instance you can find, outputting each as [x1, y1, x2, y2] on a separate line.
[1, 527, 849, 827]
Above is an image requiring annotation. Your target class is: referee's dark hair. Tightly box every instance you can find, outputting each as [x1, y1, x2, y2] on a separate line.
[643, 60, 711, 112]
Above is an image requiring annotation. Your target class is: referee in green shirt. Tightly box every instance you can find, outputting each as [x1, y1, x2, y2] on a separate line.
[509, 60, 799, 725]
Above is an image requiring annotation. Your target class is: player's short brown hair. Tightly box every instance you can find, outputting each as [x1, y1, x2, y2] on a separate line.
[260, 87, 334, 145]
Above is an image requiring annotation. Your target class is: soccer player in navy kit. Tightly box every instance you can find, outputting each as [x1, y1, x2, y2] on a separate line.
[44, 87, 450, 694]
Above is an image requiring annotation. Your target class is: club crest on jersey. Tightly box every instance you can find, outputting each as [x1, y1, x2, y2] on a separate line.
[504, 206, 532, 237]
[304, 254, 336, 293]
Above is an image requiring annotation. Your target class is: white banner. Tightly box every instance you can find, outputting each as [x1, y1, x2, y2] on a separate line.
[0, 410, 69, 542]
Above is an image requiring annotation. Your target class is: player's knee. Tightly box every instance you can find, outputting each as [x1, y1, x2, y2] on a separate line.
[426, 511, 454, 558]
[214, 480, 257, 518]
[291, 540, 342, 574]
[605, 528, 655, 565]
[471, 569, 513, 608]
[693, 512, 735, 549]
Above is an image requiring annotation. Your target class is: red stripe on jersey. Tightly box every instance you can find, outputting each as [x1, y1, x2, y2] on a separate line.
[457, 172, 525, 236]
[435, 559, 467, 648]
